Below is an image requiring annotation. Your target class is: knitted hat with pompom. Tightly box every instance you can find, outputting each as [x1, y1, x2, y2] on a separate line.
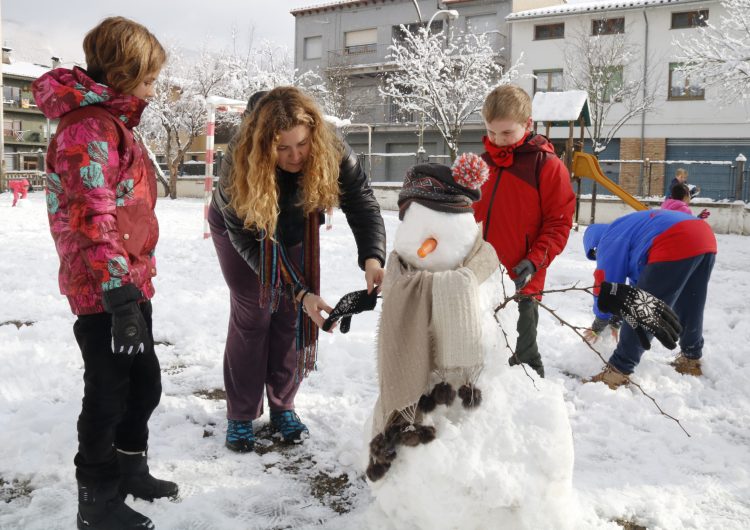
[397, 153, 490, 220]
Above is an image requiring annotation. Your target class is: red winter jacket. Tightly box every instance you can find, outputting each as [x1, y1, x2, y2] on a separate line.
[473, 134, 575, 298]
[32, 67, 159, 315]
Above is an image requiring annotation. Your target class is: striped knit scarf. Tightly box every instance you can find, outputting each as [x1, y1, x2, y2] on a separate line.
[258, 212, 320, 380]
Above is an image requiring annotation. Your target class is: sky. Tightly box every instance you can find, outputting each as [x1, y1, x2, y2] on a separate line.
[0, 0, 318, 66]
[1, 192, 749, 529]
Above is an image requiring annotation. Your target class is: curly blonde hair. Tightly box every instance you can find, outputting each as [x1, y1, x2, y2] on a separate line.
[229, 86, 342, 236]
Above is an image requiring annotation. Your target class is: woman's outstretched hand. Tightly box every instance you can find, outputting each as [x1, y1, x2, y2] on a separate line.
[364, 258, 385, 294]
[300, 291, 334, 331]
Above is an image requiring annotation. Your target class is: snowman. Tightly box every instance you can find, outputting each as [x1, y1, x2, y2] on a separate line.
[360, 154, 583, 530]
[366, 153, 502, 481]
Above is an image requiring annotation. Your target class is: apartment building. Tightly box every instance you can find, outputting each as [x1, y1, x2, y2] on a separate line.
[2, 48, 54, 172]
[293, 0, 748, 196]
[292, 0, 515, 181]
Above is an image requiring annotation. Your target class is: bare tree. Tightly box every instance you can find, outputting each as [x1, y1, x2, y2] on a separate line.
[673, 0, 750, 104]
[564, 22, 657, 154]
[381, 25, 521, 160]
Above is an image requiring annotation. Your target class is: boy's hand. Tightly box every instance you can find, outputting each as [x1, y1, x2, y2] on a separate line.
[364, 258, 384, 294]
[512, 259, 536, 290]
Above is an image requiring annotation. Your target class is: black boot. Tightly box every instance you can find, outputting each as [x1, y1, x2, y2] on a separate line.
[77, 480, 154, 530]
[117, 450, 178, 502]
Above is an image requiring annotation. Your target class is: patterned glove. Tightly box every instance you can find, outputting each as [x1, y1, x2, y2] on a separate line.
[597, 282, 682, 350]
[698, 209, 710, 219]
[512, 259, 536, 290]
[102, 284, 148, 355]
[322, 289, 379, 333]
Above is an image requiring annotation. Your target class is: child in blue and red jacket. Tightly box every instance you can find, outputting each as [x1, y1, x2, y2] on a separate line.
[473, 84, 575, 378]
[583, 209, 717, 388]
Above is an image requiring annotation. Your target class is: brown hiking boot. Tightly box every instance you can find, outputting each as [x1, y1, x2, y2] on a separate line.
[586, 365, 630, 390]
[670, 354, 702, 376]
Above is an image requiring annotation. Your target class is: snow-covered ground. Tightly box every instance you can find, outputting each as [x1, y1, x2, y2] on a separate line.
[1, 192, 749, 530]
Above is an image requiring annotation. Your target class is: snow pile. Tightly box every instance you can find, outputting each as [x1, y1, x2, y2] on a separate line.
[366, 271, 579, 530]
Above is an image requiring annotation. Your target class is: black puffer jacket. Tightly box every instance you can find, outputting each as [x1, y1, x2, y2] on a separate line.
[211, 134, 386, 277]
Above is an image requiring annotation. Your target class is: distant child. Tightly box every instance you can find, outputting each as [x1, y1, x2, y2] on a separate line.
[32, 16, 176, 530]
[661, 183, 710, 219]
[8, 178, 29, 206]
[669, 167, 700, 198]
[472, 84, 575, 377]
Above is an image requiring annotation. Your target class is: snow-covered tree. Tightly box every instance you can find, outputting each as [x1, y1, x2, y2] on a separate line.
[298, 65, 355, 122]
[381, 24, 520, 160]
[564, 23, 657, 154]
[673, 0, 750, 104]
[140, 46, 212, 199]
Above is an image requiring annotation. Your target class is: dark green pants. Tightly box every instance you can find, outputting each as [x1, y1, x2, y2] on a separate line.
[508, 296, 544, 377]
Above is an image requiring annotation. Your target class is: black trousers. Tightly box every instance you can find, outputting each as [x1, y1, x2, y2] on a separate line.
[509, 296, 544, 377]
[72, 301, 162, 484]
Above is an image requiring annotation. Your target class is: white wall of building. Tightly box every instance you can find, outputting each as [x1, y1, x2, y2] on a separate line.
[508, 0, 750, 140]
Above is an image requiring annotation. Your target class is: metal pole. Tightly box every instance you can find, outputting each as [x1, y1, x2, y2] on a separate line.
[736, 153, 746, 201]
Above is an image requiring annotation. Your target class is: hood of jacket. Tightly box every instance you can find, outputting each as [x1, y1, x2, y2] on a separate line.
[583, 223, 609, 260]
[31, 66, 147, 127]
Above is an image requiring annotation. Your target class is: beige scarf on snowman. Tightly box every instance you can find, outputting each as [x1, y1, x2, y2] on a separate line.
[372, 231, 499, 436]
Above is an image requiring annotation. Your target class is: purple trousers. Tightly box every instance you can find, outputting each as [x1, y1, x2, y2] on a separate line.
[208, 206, 301, 420]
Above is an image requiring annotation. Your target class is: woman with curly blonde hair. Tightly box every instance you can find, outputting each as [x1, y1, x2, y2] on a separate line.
[209, 86, 386, 452]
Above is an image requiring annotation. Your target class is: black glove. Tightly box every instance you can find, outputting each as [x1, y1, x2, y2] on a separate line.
[512, 259, 536, 290]
[322, 289, 379, 333]
[597, 282, 682, 350]
[102, 284, 148, 355]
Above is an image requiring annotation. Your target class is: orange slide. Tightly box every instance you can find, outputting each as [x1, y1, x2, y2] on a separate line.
[572, 152, 647, 212]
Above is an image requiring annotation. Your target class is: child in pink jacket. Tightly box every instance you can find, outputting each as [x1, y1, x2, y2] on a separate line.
[661, 183, 710, 219]
[8, 178, 29, 206]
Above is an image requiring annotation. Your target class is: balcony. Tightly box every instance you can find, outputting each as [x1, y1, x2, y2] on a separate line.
[327, 44, 394, 72]
[4, 129, 44, 144]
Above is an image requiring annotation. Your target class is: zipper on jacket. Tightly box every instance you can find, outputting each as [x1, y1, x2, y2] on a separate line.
[483, 168, 503, 240]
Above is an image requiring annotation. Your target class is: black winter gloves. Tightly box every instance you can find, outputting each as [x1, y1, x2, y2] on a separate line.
[102, 284, 148, 355]
[322, 289, 379, 333]
[512, 259, 536, 290]
[597, 281, 682, 350]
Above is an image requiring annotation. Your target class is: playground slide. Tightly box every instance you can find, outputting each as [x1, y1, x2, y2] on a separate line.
[572, 152, 647, 212]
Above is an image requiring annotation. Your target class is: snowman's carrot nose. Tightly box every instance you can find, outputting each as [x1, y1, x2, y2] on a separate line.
[417, 238, 438, 258]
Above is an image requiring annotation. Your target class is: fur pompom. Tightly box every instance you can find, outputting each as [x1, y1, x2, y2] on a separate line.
[398, 426, 422, 447]
[417, 424, 436, 444]
[451, 152, 490, 190]
[418, 393, 437, 412]
[458, 384, 483, 409]
[366, 460, 390, 482]
[431, 382, 456, 406]
[370, 433, 397, 464]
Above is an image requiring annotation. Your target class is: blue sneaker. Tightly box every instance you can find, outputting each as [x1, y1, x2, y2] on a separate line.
[226, 419, 255, 452]
[270, 410, 309, 443]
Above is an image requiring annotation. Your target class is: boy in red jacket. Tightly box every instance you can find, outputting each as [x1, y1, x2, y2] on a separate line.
[473, 84, 575, 377]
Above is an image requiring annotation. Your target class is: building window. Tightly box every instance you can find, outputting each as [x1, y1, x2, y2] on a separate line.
[304, 36, 322, 60]
[592, 17, 625, 35]
[668, 63, 705, 100]
[534, 23, 564, 40]
[345, 28, 377, 55]
[3, 86, 20, 106]
[392, 21, 443, 45]
[671, 10, 709, 29]
[594, 66, 624, 103]
[533, 69, 564, 93]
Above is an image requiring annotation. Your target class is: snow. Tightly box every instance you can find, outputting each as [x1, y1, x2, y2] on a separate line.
[1, 61, 51, 79]
[506, 0, 704, 21]
[2, 192, 750, 529]
[532, 90, 589, 123]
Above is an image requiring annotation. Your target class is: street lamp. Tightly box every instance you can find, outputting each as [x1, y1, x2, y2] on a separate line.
[415, 9, 460, 162]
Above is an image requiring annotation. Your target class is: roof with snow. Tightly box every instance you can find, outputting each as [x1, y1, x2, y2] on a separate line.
[2, 61, 51, 79]
[291, 0, 391, 16]
[532, 90, 591, 126]
[507, 0, 709, 21]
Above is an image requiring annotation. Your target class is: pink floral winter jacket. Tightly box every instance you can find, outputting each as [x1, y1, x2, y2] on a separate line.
[32, 67, 159, 315]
